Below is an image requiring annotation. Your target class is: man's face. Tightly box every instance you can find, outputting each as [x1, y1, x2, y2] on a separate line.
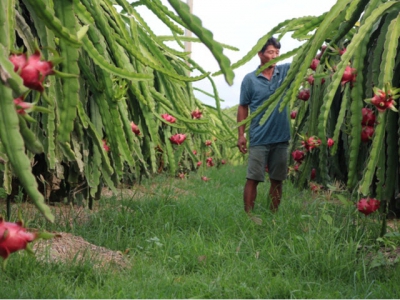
[258, 45, 280, 68]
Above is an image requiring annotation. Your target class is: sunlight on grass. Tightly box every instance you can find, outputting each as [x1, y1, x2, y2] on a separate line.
[1, 164, 400, 298]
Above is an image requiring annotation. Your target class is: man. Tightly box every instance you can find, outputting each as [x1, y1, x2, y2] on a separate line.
[237, 37, 291, 214]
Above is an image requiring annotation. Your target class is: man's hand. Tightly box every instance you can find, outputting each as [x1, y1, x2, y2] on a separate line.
[237, 136, 248, 154]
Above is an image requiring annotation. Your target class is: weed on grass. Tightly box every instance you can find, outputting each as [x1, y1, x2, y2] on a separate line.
[1, 164, 400, 298]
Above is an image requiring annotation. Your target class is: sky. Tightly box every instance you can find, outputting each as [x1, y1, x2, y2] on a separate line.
[133, 0, 339, 108]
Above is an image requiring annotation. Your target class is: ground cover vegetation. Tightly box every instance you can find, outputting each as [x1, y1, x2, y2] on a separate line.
[1, 164, 400, 298]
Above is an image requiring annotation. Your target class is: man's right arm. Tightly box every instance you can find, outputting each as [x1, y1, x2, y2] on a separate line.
[237, 104, 248, 154]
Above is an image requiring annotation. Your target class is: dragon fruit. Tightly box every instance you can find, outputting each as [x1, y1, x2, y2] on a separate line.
[291, 150, 305, 163]
[310, 58, 320, 71]
[10, 51, 55, 92]
[0, 217, 37, 260]
[365, 86, 398, 113]
[327, 138, 334, 148]
[297, 89, 310, 101]
[341, 66, 357, 86]
[361, 126, 374, 143]
[357, 198, 380, 215]
[191, 108, 202, 119]
[102, 139, 110, 152]
[161, 113, 177, 124]
[130, 121, 141, 135]
[14, 96, 32, 115]
[169, 133, 186, 145]
[361, 107, 376, 126]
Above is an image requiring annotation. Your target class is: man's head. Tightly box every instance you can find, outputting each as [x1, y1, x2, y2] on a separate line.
[258, 37, 281, 68]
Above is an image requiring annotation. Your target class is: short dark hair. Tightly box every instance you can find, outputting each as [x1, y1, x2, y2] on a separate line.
[260, 37, 281, 53]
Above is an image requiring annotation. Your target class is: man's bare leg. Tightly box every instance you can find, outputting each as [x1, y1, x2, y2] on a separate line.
[243, 179, 259, 213]
[269, 178, 283, 212]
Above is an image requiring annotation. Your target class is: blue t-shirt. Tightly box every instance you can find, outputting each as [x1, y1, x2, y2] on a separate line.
[239, 63, 291, 146]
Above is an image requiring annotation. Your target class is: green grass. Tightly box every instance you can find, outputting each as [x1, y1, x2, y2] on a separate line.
[2, 164, 400, 298]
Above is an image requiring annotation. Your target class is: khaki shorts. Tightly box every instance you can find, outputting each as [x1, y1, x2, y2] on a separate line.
[246, 142, 289, 182]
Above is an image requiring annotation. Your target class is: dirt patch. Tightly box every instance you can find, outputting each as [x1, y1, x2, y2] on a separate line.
[32, 232, 131, 270]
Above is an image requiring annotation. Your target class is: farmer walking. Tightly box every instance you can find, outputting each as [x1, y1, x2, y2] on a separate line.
[237, 37, 291, 217]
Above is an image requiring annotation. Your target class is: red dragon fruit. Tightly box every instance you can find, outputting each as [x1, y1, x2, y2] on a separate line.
[161, 113, 177, 124]
[307, 74, 315, 85]
[10, 51, 55, 92]
[361, 107, 376, 126]
[102, 139, 110, 152]
[191, 108, 203, 119]
[327, 138, 334, 148]
[341, 66, 357, 86]
[169, 133, 186, 145]
[310, 168, 316, 180]
[291, 150, 305, 163]
[297, 89, 310, 101]
[290, 111, 297, 119]
[13, 96, 32, 115]
[310, 58, 320, 71]
[301, 135, 321, 151]
[0, 218, 36, 260]
[130, 121, 141, 135]
[205, 140, 212, 146]
[365, 85, 398, 113]
[9, 53, 27, 72]
[357, 198, 380, 215]
[361, 126, 374, 143]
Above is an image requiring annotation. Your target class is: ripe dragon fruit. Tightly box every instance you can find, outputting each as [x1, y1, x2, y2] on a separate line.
[130, 121, 141, 135]
[327, 138, 334, 148]
[310, 168, 316, 180]
[201, 176, 209, 181]
[161, 113, 177, 124]
[301, 135, 321, 151]
[169, 133, 186, 145]
[13, 96, 32, 115]
[102, 139, 110, 152]
[341, 66, 357, 86]
[357, 198, 380, 216]
[361, 107, 376, 126]
[191, 108, 203, 119]
[9, 51, 55, 92]
[206, 157, 214, 167]
[361, 125, 374, 143]
[365, 84, 398, 113]
[297, 89, 311, 101]
[0, 217, 37, 260]
[0, 217, 54, 268]
[291, 150, 305, 163]
[310, 58, 320, 71]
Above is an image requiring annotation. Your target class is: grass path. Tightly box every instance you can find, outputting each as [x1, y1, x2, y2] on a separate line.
[1, 164, 400, 298]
